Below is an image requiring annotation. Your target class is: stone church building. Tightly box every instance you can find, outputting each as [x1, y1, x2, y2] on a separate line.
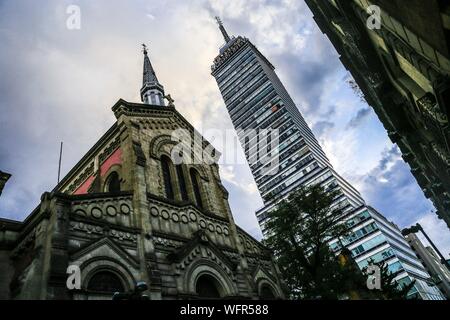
[0, 46, 285, 300]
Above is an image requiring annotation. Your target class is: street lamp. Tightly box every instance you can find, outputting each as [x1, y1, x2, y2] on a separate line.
[402, 223, 450, 272]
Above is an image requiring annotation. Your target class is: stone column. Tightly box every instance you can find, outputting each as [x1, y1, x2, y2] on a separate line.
[41, 194, 71, 299]
[128, 120, 162, 299]
[223, 199, 255, 298]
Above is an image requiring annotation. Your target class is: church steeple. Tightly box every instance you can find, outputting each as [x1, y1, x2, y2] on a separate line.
[140, 44, 165, 106]
[215, 16, 231, 43]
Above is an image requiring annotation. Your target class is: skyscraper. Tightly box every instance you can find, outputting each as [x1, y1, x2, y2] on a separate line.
[211, 17, 445, 300]
[211, 17, 365, 236]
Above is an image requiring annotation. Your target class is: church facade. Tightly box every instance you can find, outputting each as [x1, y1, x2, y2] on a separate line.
[0, 47, 285, 300]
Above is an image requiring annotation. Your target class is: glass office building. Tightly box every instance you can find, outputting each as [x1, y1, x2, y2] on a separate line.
[330, 206, 444, 300]
[211, 18, 444, 300]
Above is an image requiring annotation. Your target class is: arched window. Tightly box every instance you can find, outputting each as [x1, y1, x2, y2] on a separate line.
[161, 156, 174, 200]
[260, 284, 276, 299]
[87, 271, 125, 293]
[105, 172, 120, 193]
[196, 275, 222, 298]
[189, 168, 203, 209]
[176, 165, 189, 201]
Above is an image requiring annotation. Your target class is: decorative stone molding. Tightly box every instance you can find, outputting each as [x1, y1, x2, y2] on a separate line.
[71, 237, 140, 268]
[71, 196, 133, 225]
[169, 230, 237, 271]
[69, 221, 138, 243]
[149, 134, 178, 158]
[417, 93, 448, 125]
[66, 162, 95, 194]
[149, 201, 231, 242]
[153, 236, 183, 248]
[237, 228, 267, 256]
[431, 142, 450, 166]
[98, 137, 121, 165]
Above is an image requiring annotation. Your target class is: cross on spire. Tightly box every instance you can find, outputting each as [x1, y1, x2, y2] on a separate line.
[142, 43, 148, 55]
[164, 94, 174, 107]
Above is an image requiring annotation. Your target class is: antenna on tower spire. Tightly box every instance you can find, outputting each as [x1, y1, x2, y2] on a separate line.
[215, 16, 231, 43]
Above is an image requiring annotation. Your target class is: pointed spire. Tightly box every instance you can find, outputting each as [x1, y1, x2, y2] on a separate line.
[142, 43, 159, 85]
[215, 16, 231, 43]
[140, 43, 165, 106]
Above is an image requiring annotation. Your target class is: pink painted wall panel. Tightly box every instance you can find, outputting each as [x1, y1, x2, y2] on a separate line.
[72, 148, 122, 195]
[100, 148, 122, 177]
[73, 175, 95, 195]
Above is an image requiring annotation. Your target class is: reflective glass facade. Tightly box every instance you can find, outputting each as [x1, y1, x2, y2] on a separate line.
[330, 207, 445, 300]
[211, 36, 364, 236]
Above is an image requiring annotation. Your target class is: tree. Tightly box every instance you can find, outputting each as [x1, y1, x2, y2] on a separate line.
[363, 259, 416, 300]
[263, 184, 365, 299]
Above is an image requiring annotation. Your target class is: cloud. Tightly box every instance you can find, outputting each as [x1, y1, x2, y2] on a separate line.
[346, 107, 371, 129]
[372, 145, 402, 174]
[355, 146, 438, 231]
[219, 165, 238, 186]
[312, 120, 335, 137]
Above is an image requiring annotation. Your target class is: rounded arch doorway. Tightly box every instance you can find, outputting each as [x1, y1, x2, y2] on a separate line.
[259, 284, 276, 300]
[87, 270, 125, 294]
[195, 274, 224, 299]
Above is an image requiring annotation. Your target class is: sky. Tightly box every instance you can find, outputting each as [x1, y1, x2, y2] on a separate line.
[0, 0, 449, 256]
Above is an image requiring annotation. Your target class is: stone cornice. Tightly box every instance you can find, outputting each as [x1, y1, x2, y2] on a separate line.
[146, 192, 229, 223]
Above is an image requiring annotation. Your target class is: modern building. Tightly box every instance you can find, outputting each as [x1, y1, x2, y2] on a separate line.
[330, 206, 445, 300]
[0, 47, 285, 300]
[405, 232, 450, 298]
[211, 17, 365, 237]
[210, 17, 445, 299]
[304, 0, 450, 228]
